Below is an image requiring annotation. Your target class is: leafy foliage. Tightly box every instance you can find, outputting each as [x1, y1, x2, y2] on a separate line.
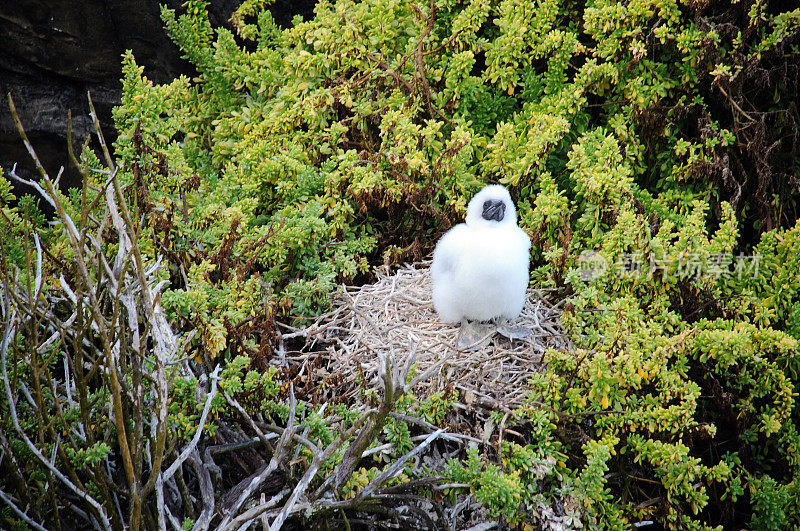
[2, 0, 800, 528]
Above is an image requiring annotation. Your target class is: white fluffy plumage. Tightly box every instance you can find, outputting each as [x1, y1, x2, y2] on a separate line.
[431, 184, 531, 324]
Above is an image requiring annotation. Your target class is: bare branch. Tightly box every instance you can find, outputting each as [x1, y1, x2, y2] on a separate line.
[0, 487, 48, 531]
[218, 385, 298, 530]
[187, 448, 215, 531]
[223, 406, 375, 531]
[357, 428, 444, 500]
[162, 365, 221, 482]
[7, 94, 49, 180]
[222, 389, 277, 450]
[0, 302, 112, 529]
[87, 92, 116, 171]
[329, 352, 413, 493]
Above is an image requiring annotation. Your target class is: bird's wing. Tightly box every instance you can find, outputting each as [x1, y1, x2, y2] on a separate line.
[515, 226, 532, 251]
[432, 224, 469, 277]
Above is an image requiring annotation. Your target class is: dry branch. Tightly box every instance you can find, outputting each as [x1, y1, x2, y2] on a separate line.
[1, 94, 206, 531]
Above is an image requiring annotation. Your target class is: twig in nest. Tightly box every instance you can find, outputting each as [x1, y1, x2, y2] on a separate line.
[293, 262, 567, 409]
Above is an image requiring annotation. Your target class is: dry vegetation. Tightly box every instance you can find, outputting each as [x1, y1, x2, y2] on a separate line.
[284, 262, 569, 409]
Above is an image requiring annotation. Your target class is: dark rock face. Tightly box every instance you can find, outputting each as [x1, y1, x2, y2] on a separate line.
[0, 0, 315, 195]
[1, 0, 203, 190]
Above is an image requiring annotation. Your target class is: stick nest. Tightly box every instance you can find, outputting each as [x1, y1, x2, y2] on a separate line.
[283, 262, 570, 409]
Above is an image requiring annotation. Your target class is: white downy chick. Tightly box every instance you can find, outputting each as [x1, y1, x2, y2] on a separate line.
[431, 184, 531, 327]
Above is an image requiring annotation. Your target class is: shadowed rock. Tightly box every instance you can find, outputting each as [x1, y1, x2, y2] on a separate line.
[0, 0, 315, 196]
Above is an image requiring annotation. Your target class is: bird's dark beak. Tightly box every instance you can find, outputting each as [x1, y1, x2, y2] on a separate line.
[481, 199, 506, 222]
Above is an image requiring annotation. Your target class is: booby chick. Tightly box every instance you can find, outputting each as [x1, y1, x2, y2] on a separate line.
[431, 184, 531, 348]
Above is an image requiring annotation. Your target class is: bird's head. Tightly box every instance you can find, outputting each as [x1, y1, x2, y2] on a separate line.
[465, 184, 517, 228]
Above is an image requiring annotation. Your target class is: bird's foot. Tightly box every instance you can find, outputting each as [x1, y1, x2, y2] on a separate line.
[496, 318, 531, 340]
[456, 320, 496, 350]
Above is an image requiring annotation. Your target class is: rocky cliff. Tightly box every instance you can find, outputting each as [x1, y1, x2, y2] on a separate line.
[0, 0, 314, 192]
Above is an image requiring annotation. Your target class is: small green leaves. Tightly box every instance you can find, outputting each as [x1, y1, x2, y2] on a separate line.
[65, 443, 112, 469]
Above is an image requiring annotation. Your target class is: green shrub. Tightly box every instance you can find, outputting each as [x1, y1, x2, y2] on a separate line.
[2, 0, 800, 528]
